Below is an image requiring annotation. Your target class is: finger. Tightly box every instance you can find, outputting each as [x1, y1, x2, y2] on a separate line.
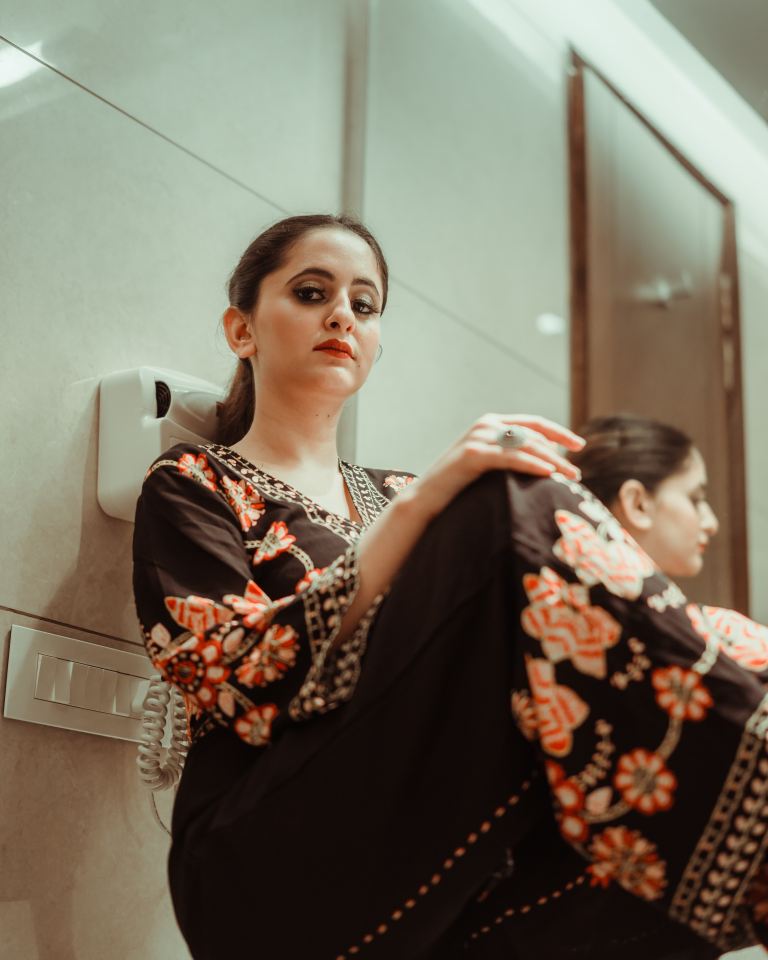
[475, 426, 582, 480]
[500, 416, 585, 451]
[523, 440, 582, 479]
[497, 449, 558, 477]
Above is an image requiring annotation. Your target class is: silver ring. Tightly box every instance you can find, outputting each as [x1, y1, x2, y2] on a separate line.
[496, 425, 528, 450]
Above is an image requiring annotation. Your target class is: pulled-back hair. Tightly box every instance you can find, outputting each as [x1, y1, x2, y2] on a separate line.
[570, 415, 694, 505]
[217, 214, 389, 446]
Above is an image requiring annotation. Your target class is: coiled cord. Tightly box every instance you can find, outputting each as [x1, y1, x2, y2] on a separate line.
[136, 676, 189, 833]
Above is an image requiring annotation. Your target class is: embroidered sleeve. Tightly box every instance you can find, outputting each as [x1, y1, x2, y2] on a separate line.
[507, 472, 768, 953]
[132, 458, 361, 747]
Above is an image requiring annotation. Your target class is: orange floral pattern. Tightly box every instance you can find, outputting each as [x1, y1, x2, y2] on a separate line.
[614, 748, 677, 815]
[547, 761, 589, 843]
[510, 689, 538, 741]
[588, 826, 667, 900]
[177, 451, 217, 491]
[688, 604, 768, 672]
[223, 580, 275, 629]
[155, 636, 231, 711]
[221, 476, 265, 532]
[295, 567, 328, 593]
[553, 510, 655, 600]
[521, 566, 621, 678]
[252, 521, 297, 566]
[165, 595, 234, 634]
[233, 703, 279, 746]
[235, 624, 299, 687]
[383, 474, 415, 493]
[651, 665, 712, 722]
[526, 657, 589, 757]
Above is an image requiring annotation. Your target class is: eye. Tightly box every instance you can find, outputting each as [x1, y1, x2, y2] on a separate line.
[294, 285, 325, 303]
[352, 298, 378, 316]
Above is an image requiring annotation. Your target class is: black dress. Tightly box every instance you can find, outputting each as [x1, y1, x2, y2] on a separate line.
[132, 442, 768, 959]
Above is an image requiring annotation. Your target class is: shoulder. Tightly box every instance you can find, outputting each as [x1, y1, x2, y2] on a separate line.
[140, 443, 257, 527]
[145, 442, 222, 489]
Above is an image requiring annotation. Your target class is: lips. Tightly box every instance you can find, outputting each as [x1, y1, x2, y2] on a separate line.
[314, 338, 354, 359]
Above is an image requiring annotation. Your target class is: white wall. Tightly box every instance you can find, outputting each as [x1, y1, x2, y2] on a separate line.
[0, 2, 347, 956]
[356, 0, 570, 473]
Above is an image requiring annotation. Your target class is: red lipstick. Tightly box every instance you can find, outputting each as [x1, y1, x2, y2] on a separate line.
[315, 338, 354, 359]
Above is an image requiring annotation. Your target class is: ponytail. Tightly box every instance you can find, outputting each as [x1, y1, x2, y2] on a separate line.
[217, 359, 255, 446]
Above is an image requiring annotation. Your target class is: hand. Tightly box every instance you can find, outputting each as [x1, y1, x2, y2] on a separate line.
[401, 414, 585, 522]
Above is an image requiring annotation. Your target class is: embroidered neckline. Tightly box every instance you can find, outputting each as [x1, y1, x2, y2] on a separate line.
[202, 443, 367, 530]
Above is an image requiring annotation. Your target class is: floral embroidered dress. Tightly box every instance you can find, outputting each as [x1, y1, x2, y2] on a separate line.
[134, 443, 413, 749]
[132, 446, 768, 960]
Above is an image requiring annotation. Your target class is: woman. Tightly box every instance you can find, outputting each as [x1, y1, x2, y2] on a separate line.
[133, 215, 768, 959]
[571, 415, 719, 582]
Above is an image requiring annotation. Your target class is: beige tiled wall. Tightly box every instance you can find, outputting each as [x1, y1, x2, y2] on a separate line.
[0, 2, 347, 956]
[356, 0, 569, 471]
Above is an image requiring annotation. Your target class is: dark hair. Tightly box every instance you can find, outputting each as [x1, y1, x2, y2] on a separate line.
[217, 214, 389, 445]
[570, 415, 695, 505]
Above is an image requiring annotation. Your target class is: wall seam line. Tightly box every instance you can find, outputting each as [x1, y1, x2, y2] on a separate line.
[0, 33, 288, 213]
[0, 605, 139, 647]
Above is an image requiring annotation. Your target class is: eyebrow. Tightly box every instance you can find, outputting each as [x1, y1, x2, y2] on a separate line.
[286, 267, 380, 297]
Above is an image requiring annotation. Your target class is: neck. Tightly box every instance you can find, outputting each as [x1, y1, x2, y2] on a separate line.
[235, 382, 345, 475]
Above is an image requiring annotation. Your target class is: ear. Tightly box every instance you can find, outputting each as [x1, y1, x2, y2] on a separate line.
[615, 479, 654, 532]
[222, 306, 257, 359]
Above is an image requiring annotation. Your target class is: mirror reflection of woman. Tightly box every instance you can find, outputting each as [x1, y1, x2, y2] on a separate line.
[572, 416, 719, 580]
[132, 215, 768, 960]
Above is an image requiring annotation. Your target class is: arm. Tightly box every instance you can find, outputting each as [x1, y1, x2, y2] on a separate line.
[334, 414, 584, 647]
[133, 459, 361, 745]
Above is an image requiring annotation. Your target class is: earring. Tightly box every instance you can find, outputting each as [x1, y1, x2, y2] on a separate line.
[375, 344, 383, 363]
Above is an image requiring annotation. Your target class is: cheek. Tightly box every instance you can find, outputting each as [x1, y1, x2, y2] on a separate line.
[358, 322, 381, 358]
[658, 503, 701, 552]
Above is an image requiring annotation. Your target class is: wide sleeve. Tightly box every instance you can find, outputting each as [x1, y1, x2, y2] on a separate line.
[132, 459, 367, 748]
[506, 471, 768, 953]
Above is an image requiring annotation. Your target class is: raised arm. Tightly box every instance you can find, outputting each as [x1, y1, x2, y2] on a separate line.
[334, 414, 584, 647]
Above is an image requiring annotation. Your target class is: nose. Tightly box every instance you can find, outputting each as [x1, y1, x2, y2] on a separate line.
[324, 294, 356, 333]
[699, 500, 719, 538]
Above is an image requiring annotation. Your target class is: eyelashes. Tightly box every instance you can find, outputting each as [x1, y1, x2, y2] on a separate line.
[293, 285, 379, 316]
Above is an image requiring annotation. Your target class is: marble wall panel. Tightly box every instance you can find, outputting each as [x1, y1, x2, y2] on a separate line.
[364, 0, 569, 387]
[1, 0, 346, 212]
[0, 39, 285, 641]
[355, 279, 568, 474]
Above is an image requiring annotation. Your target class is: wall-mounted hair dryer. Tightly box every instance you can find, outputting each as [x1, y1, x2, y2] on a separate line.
[98, 367, 224, 522]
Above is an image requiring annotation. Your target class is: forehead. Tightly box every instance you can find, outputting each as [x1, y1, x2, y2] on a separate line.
[667, 447, 708, 489]
[281, 227, 380, 279]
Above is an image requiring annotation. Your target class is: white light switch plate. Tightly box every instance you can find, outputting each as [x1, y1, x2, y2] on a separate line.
[4, 625, 160, 743]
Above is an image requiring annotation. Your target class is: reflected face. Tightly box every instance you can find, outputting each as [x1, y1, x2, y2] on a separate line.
[634, 449, 719, 578]
[249, 227, 383, 399]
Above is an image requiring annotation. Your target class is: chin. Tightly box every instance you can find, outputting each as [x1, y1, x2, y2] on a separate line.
[670, 556, 703, 579]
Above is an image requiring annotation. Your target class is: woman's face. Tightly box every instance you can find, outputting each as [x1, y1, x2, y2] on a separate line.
[246, 227, 383, 400]
[624, 448, 719, 579]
